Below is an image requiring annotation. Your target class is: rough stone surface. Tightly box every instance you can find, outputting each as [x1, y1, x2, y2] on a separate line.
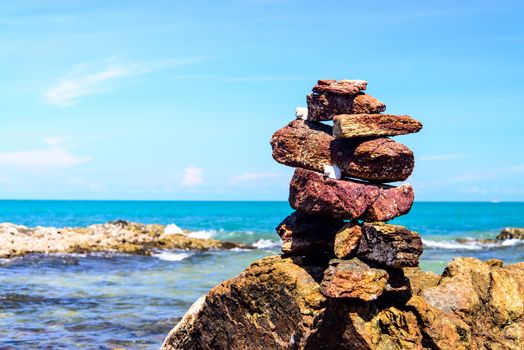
[357, 222, 423, 268]
[276, 212, 345, 255]
[270, 120, 415, 182]
[289, 168, 414, 221]
[333, 222, 362, 259]
[312, 79, 368, 95]
[497, 227, 524, 240]
[307, 93, 386, 121]
[0, 221, 243, 258]
[333, 114, 423, 138]
[320, 258, 388, 300]
[162, 255, 524, 350]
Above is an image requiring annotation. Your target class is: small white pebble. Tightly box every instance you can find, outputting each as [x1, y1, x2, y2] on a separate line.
[295, 107, 308, 120]
[323, 164, 342, 180]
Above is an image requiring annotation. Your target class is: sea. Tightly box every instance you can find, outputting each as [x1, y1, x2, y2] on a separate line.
[0, 200, 523, 349]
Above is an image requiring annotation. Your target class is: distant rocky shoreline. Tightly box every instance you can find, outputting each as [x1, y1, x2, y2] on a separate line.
[0, 220, 245, 259]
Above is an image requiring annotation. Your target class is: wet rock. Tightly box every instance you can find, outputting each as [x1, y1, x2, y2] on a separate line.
[307, 92, 386, 121]
[289, 168, 414, 221]
[333, 222, 362, 259]
[162, 255, 523, 350]
[320, 258, 388, 300]
[276, 212, 345, 256]
[357, 222, 423, 268]
[270, 120, 415, 182]
[497, 227, 524, 240]
[0, 222, 244, 258]
[333, 114, 423, 138]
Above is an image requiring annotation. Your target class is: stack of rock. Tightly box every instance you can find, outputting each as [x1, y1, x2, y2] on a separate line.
[270, 79, 424, 301]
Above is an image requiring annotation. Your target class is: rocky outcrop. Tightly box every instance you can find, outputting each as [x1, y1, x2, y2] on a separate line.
[497, 227, 524, 240]
[271, 120, 414, 182]
[289, 168, 414, 221]
[312, 79, 368, 95]
[0, 221, 243, 258]
[162, 256, 524, 350]
[333, 114, 423, 138]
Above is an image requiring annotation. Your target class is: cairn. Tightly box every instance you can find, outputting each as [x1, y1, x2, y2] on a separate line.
[270, 79, 423, 301]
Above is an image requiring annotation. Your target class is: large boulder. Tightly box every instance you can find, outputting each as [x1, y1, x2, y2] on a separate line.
[289, 168, 414, 221]
[307, 93, 386, 121]
[497, 227, 524, 240]
[270, 120, 414, 182]
[162, 256, 524, 349]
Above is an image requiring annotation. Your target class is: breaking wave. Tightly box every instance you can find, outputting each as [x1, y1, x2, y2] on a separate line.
[423, 238, 524, 251]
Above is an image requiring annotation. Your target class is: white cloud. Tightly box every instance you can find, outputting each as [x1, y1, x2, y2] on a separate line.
[0, 138, 91, 170]
[228, 172, 280, 185]
[419, 154, 467, 161]
[181, 166, 204, 187]
[43, 57, 202, 106]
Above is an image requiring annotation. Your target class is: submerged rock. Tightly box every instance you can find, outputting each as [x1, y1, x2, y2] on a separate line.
[0, 221, 243, 258]
[270, 120, 415, 182]
[333, 113, 423, 138]
[289, 168, 414, 221]
[162, 255, 524, 350]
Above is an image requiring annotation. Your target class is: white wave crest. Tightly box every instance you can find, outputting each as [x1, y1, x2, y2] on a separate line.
[164, 223, 184, 235]
[187, 230, 216, 239]
[423, 238, 524, 251]
[153, 251, 193, 262]
[252, 239, 280, 249]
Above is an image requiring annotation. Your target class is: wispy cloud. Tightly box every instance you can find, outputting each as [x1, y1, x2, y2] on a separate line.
[228, 172, 280, 185]
[0, 138, 91, 170]
[419, 154, 467, 161]
[181, 166, 204, 187]
[43, 57, 203, 106]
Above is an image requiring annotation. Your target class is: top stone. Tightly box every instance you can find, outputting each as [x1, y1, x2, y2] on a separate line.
[312, 79, 368, 95]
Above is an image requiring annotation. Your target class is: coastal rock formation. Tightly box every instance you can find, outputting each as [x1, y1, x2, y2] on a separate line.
[333, 222, 362, 259]
[161, 256, 524, 350]
[271, 120, 415, 182]
[333, 114, 423, 138]
[497, 227, 524, 240]
[289, 168, 414, 220]
[0, 221, 243, 258]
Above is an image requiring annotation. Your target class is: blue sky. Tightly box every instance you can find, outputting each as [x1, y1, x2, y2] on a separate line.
[1, 0, 523, 201]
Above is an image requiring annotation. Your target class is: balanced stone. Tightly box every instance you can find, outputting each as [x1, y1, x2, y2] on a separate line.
[271, 120, 414, 182]
[276, 212, 344, 255]
[357, 222, 423, 268]
[307, 93, 386, 121]
[333, 222, 362, 259]
[289, 168, 414, 221]
[320, 258, 389, 300]
[312, 79, 368, 95]
[333, 114, 423, 138]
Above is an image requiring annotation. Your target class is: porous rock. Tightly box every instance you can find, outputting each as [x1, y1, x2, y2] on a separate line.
[270, 120, 415, 182]
[333, 222, 362, 259]
[307, 93, 386, 121]
[289, 168, 414, 221]
[333, 114, 423, 138]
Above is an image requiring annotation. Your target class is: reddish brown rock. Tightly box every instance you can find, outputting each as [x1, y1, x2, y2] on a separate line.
[320, 258, 389, 300]
[333, 222, 362, 259]
[333, 114, 423, 138]
[307, 92, 386, 121]
[289, 168, 414, 221]
[312, 79, 368, 95]
[270, 120, 415, 182]
[276, 212, 344, 256]
[357, 222, 423, 268]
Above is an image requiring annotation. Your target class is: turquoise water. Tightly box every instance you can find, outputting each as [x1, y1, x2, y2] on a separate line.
[0, 201, 523, 349]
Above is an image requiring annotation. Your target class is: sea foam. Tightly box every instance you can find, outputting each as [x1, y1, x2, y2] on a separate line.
[423, 238, 524, 251]
[153, 251, 193, 262]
